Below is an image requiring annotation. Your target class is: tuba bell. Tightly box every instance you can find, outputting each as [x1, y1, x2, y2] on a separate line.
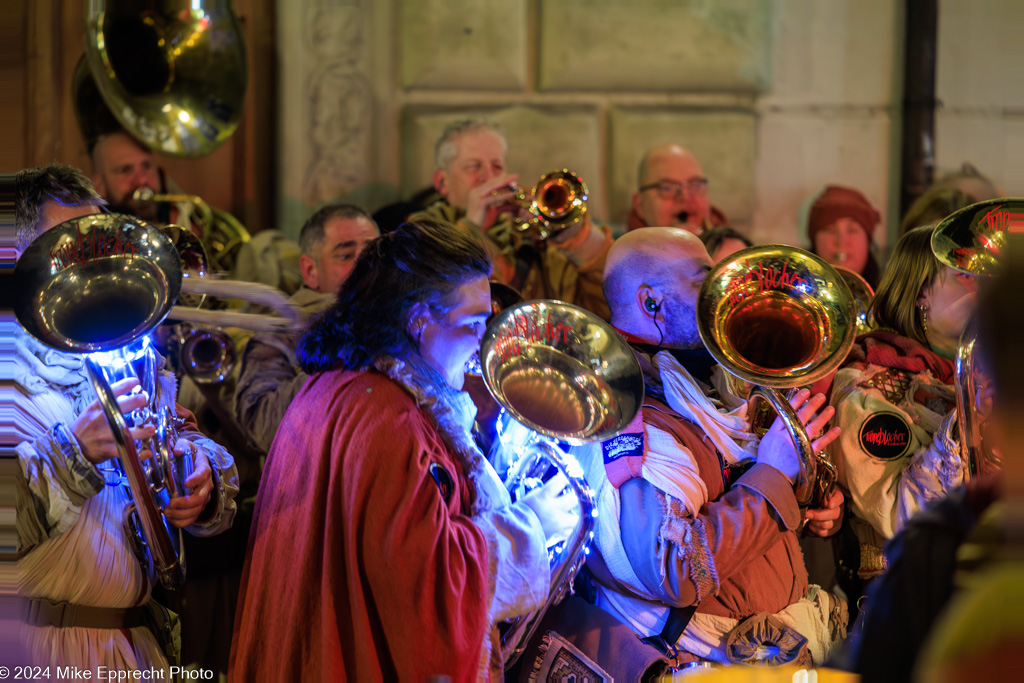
[697, 245, 858, 508]
[480, 300, 645, 668]
[82, 0, 248, 158]
[931, 198, 1024, 480]
[15, 213, 194, 588]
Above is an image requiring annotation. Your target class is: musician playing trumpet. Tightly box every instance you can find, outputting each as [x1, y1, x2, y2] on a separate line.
[13, 164, 239, 671]
[410, 118, 613, 320]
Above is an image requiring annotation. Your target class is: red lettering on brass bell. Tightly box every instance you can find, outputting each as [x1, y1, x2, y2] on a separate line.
[47, 226, 140, 271]
[726, 260, 811, 306]
[495, 311, 573, 363]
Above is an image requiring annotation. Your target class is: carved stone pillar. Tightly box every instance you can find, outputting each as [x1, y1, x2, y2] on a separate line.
[277, 0, 374, 237]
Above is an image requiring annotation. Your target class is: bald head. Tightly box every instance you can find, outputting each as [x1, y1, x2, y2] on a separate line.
[604, 227, 712, 346]
[632, 143, 711, 235]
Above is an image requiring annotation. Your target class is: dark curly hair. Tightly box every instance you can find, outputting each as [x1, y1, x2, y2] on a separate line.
[298, 218, 491, 373]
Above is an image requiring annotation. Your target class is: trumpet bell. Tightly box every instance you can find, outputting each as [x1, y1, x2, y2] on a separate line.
[931, 198, 1024, 276]
[83, 0, 248, 158]
[481, 300, 643, 444]
[697, 245, 857, 388]
[14, 214, 182, 353]
[528, 170, 588, 238]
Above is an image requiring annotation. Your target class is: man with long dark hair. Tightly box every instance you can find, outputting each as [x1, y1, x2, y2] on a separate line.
[230, 219, 578, 681]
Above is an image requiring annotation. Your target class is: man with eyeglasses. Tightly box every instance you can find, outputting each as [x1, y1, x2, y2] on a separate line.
[628, 143, 729, 236]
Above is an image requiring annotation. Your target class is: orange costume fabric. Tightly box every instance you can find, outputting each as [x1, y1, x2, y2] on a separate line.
[229, 370, 493, 681]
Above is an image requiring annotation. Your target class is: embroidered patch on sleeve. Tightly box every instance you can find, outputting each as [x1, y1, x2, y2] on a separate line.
[602, 432, 644, 463]
[428, 463, 454, 503]
[602, 410, 647, 488]
[859, 412, 912, 460]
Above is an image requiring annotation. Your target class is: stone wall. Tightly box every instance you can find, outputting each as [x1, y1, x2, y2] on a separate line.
[276, 0, 1023, 254]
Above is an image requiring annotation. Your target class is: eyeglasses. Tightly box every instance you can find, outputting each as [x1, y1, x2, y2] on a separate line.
[639, 178, 709, 200]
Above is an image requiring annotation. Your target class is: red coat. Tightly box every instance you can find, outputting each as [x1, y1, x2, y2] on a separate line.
[229, 369, 493, 682]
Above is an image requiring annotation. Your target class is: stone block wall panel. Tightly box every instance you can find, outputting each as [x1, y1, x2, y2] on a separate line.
[538, 0, 771, 92]
[764, 0, 897, 108]
[401, 0, 528, 90]
[753, 113, 892, 248]
[609, 108, 757, 229]
[273, 0, 1020, 252]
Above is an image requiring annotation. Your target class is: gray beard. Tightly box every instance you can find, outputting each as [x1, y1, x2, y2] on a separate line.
[660, 297, 703, 349]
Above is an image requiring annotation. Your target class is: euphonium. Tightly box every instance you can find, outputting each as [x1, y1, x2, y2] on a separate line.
[931, 198, 1023, 480]
[480, 300, 645, 668]
[502, 169, 589, 240]
[15, 213, 195, 588]
[697, 245, 858, 508]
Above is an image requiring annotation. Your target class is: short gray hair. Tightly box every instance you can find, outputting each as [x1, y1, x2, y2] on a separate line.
[434, 118, 507, 170]
[298, 203, 377, 258]
[15, 164, 106, 253]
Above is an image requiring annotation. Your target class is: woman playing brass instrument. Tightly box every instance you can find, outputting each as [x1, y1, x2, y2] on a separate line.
[231, 218, 578, 681]
[828, 225, 976, 611]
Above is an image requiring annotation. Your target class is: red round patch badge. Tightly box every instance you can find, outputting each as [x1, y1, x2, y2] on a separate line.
[858, 412, 912, 460]
[429, 463, 454, 503]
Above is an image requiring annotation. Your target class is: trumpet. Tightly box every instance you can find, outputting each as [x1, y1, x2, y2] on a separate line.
[697, 245, 858, 508]
[497, 169, 589, 240]
[480, 300, 645, 668]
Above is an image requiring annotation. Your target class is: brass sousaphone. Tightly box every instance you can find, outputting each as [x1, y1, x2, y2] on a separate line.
[698, 245, 858, 508]
[480, 300, 644, 668]
[82, 0, 248, 158]
[77, 0, 252, 270]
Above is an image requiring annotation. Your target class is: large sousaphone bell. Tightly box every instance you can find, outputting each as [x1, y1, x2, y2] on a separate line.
[83, 0, 248, 158]
[480, 300, 644, 668]
[931, 198, 1023, 480]
[15, 214, 192, 587]
[698, 245, 858, 508]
